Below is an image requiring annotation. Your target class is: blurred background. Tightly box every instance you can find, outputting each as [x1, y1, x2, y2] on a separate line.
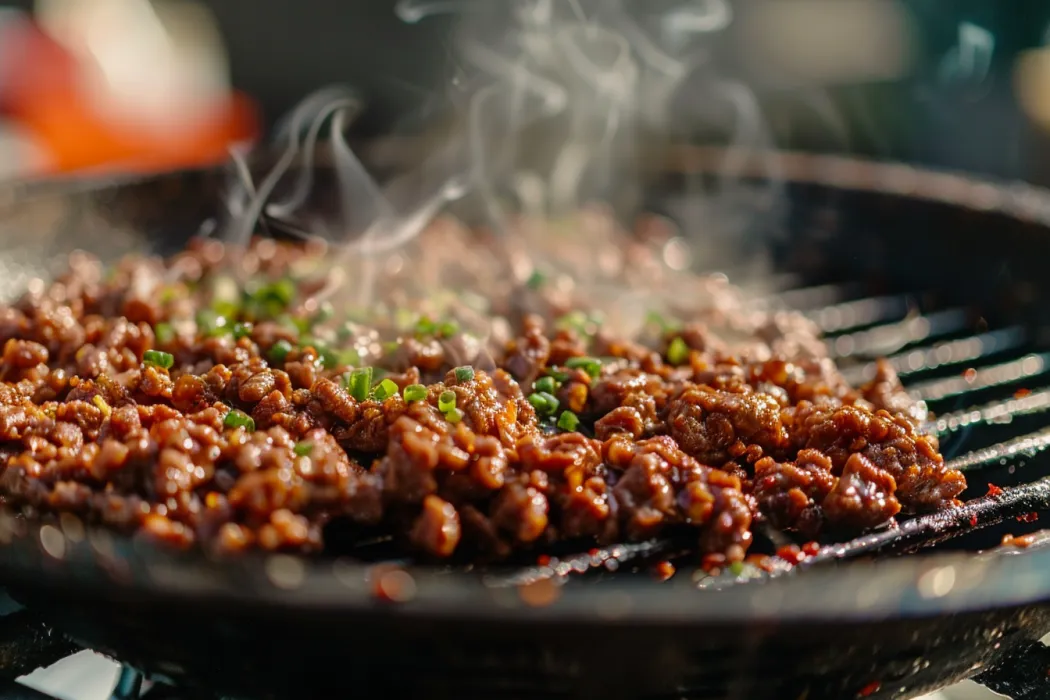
[2, 0, 1050, 185]
[0, 2, 1045, 699]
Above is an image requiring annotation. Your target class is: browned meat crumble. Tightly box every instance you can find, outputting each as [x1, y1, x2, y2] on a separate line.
[0, 235, 966, 563]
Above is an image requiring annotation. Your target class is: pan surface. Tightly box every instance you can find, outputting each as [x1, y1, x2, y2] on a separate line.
[2, 151, 1050, 699]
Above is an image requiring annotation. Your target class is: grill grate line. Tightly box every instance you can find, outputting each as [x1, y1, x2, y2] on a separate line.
[944, 426, 1050, 472]
[928, 388, 1050, 436]
[843, 326, 1027, 384]
[828, 308, 969, 359]
[807, 294, 912, 334]
[908, 353, 1050, 402]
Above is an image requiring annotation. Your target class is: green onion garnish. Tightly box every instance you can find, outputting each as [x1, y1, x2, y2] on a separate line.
[556, 311, 589, 333]
[438, 321, 459, 337]
[337, 348, 362, 368]
[544, 368, 571, 383]
[224, 409, 255, 431]
[311, 301, 335, 325]
[454, 366, 475, 383]
[346, 367, 373, 402]
[445, 407, 464, 423]
[212, 300, 240, 321]
[143, 350, 174, 370]
[557, 410, 580, 432]
[301, 337, 337, 369]
[533, 376, 557, 395]
[565, 356, 602, 378]
[153, 322, 175, 345]
[232, 322, 253, 340]
[438, 390, 457, 413]
[293, 441, 314, 457]
[195, 309, 227, 336]
[729, 561, 745, 576]
[415, 317, 437, 336]
[253, 278, 296, 308]
[403, 384, 427, 402]
[528, 391, 559, 417]
[526, 270, 546, 289]
[667, 336, 690, 365]
[373, 378, 399, 401]
[268, 339, 293, 364]
[275, 314, 308, 336]
[381, 341, 399, 356]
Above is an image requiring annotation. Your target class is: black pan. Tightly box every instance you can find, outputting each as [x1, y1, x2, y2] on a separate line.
[2, 150, 1050, 700]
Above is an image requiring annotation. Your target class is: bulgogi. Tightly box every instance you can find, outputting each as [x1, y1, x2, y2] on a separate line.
[0, 221, 966, 565]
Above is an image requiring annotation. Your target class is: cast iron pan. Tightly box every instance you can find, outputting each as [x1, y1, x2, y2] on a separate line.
[1, 150, 1050, 700]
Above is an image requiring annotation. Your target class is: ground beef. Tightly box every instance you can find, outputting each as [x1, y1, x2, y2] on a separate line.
[0, 237, 965, 564]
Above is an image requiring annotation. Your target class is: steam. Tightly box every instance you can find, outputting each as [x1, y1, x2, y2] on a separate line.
[223, 0, 788, 329]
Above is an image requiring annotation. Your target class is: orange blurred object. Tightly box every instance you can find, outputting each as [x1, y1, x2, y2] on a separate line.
[0, 19, 258, 174]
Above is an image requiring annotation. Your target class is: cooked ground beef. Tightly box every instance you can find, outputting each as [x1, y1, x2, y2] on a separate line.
[0, 235, 966, 563]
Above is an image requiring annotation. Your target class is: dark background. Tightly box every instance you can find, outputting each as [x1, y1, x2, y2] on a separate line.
[5, 0, 1050, 185]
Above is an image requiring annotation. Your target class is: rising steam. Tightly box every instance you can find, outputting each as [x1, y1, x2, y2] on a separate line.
[222, 0, 787, 333]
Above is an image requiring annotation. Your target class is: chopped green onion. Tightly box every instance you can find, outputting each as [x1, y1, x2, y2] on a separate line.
[293, 441, 314, 457]
[224, 409, 255, 432]
[729, 561, 745, 576]
[158, 285, 179, 304]
[301, 337, 338, 369]
[414, 316, 437, 336]
[544, 368, 571, 383]
[232, 322, 253, 340]
[403, 384, 427, 402]
[143, 350, 174, 370]
[445, 407, 464, 423]
[557, 410, 580, 432]
[565, 356, 602, 378]
[526, 270, 546, 289]
[645, 310, 668, 330]
[153, 322, 175, 345]
[212, 300, 240, 321]
[311, 301, 335, 325]
[252, 278, 296, 308]
[528, 391, 559, 417]
[195, 309, 227, 336]
[533, 376, 557, 395]
[438, 321, 459, 337]
[337, 348, 362, 368]
[667, 336, 690, 365]
[373, 378, 399, 401]
[556, 310, 589, 333]
[438, 390, 457, 413]
[268, 339, 293, 364]
[454, 366, 475, 383]
[381, 341, 399, 356]
[346, 367, 373, 402]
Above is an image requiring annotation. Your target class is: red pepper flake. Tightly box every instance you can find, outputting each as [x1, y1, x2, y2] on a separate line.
[536, 554, 551, 567]
[776, 544, 804, 566]
[801, 541, 821, 557]
[1015, 388, 1032, 399]
[970, 514, 979, 527]
[652, 560, 676, 582]
[588, 548, 600, 557]
[987, 483, 1004, 498]
[1017, 512, 1040, 523]
[857, 681, 881, 697]
[963, 368, 978, 382]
